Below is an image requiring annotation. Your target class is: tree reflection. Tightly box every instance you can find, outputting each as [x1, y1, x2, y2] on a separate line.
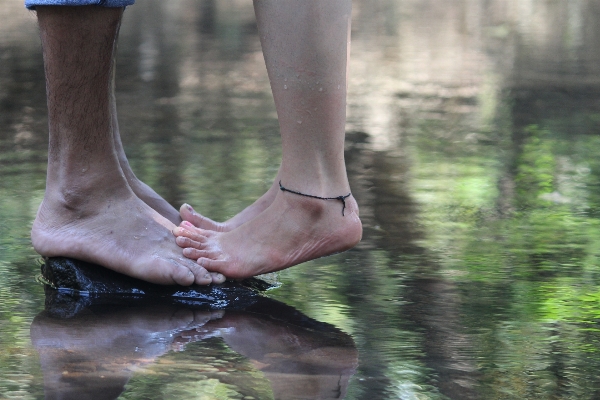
[4, 0, 600, 398]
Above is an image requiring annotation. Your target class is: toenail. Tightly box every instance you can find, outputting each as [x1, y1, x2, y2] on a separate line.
[186, 204, 194, 212]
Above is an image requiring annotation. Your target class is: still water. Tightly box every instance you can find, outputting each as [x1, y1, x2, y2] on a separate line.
[3, 0, 600, 398]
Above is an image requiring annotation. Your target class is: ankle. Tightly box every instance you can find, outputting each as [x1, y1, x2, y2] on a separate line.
[279, 180, 353, 216]
[43, 172, 131, 213]
[277, 188, 359, 222]
[279, 160, 350, 196]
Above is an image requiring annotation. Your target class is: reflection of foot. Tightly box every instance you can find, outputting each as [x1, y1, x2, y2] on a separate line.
[201, 305, 358, 400]
[174, 190, 362, 279]
[180, 179, 280, 232]
[31, 306, 221, 355]
[31, 184, 220, 286]
[31, 306, 223, 400]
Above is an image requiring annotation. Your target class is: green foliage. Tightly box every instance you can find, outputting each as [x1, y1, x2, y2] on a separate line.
[515, 125, 557, 208]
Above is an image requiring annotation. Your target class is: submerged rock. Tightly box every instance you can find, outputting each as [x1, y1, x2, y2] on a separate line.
[41, 257, 274, 317]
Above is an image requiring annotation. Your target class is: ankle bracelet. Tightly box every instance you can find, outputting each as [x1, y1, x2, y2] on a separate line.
[279, 181, 352, 216]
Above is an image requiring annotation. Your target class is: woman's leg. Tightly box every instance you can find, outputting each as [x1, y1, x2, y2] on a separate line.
[173, 0, 361, 278]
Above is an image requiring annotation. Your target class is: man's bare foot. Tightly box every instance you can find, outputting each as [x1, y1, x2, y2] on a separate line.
[32, 6, 226, 286]
[31, 186, 225, 286]
[173, 190, 362, 279]
[180, 175, 281, 232]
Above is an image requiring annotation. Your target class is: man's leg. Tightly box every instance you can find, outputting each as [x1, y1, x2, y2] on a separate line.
[27, 2, 184, 225]
[173, 0, 362, 279]
[30, 5, 222, 285]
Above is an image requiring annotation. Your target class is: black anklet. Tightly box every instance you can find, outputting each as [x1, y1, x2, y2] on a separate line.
[279, 181, 352, 216]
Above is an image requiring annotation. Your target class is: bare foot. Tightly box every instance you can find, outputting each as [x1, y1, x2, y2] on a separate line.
[31, 186, 225, 286]
[32, 5, 224, 286]
[180, 177, 280, 232]
[173, 190, 362, 279]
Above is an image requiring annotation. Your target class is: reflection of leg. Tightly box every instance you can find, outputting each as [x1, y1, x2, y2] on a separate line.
[174, 0, 362, 279]
[30, 6, 219, 285]
[201, 311, 358, 400]
[31, 306, 222, 399]
[109, 76, 182, 225]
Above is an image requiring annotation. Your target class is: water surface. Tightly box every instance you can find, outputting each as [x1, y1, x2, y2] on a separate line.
[2, 0, 600, 398]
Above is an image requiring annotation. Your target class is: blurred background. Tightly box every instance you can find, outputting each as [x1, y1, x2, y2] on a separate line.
[3, 0, 600, 398]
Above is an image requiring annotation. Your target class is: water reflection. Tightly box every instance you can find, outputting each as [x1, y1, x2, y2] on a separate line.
[31, 297, 357, 399]
[4, 0, 600, 398]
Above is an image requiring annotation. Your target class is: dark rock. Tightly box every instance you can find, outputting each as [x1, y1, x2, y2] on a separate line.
[41, 257, 274, 317]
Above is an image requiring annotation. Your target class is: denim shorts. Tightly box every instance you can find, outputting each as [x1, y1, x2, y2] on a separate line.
[26, 0, 135, 10]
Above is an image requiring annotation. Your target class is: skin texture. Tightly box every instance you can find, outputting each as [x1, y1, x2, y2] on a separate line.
[175, 0, 362, 279]
[30, 6, 224, 285]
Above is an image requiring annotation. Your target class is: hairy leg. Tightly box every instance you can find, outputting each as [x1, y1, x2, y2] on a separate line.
[30, 6, 224, 285]
[174, 0, 361, 279]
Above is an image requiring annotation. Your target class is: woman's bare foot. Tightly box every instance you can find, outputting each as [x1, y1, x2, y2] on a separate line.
[31, 186, 225, 286]
[173, 190, 362, 279]
[180, 180, 280, 232]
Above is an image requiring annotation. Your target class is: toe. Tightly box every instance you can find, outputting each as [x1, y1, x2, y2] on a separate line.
[192, 267, 213, 285]
[183, 247, 215, 259]
[180, 204, 223, 231]
[197, 258, 232, 276]
[176, 236, 205, 249]
[209, 272, 226, 284]
[173, 226, 210, 242]
[171, 264, 196, 286]
[177, 257, 212, 285]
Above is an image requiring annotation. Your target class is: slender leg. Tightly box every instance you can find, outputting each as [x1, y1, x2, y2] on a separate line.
[174, 0, 362, 279]
[30, 6, 223, 285]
